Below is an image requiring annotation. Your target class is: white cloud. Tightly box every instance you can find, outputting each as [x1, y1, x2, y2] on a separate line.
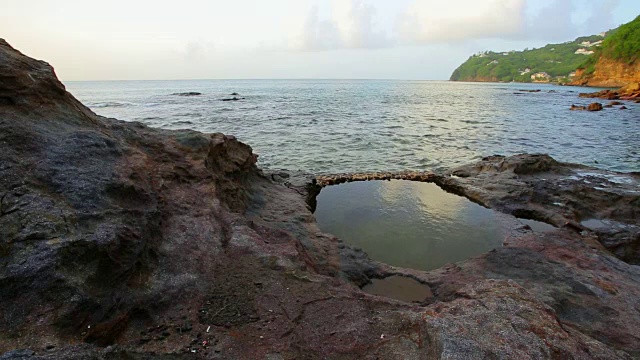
[296, 0, 393, 51]
[396, 0, 527, 44]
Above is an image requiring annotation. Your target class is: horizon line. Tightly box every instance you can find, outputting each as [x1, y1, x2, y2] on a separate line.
[63, 78, 453, 83]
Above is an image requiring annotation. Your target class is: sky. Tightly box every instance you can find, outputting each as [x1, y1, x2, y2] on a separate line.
[1, 0, 639, 81]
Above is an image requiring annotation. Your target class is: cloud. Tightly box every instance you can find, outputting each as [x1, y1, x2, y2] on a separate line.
[294, 0, 625, 52]
[297, 0, 393, 51]
[581, 0, 621, 34]
[521, 0, 622, 41]
[396, 0, 527, 44]
[300, 6, 343, 50]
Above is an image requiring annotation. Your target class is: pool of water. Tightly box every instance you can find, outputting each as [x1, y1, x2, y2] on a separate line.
[314, 180, 507, 271]
[362, 276, 432, 302]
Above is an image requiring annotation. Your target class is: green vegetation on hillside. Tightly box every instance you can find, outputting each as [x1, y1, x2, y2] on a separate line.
[450, 35, 605, 83]
[599, 15, 640, 63]
[576, 16, 639, 76]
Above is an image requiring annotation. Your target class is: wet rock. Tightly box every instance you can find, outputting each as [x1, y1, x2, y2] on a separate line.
[570, 104, 586, 110]
[620, 106, 628, 110]
[580, 83, 640, 101]
[440, 154, 640, 264]
[171, 92, 202, 96]
[587, 102, 603, 111]
[221, 96, 245, 101]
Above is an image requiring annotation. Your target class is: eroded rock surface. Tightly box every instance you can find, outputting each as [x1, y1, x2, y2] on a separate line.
[1, 39, 640, 359]
[579, 83, 640, 101]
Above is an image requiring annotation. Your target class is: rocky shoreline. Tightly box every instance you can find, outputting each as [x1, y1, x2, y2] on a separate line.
[1, 39, 640, 359]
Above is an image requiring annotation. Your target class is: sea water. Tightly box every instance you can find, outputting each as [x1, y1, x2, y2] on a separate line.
[65, 80, 639, 174]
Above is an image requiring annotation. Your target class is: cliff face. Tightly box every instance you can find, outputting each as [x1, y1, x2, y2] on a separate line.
[2, 39, 640, 359]
[573, 57, 640, 87]
[572, 15, 640, 87]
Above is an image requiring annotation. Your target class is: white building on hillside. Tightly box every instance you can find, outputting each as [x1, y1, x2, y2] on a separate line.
[575, 48, 595, 55]
[531, 72, 551, 81]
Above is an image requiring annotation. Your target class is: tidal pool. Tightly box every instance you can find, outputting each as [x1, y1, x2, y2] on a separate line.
[314, 180, 506, 271]
[362, 276, 432, 302]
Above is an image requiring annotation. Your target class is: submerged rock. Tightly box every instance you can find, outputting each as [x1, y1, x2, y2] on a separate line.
[1, 39, 640, 359]
[171, 92, 202, 96]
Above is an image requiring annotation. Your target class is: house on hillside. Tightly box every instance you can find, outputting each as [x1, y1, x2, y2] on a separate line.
[531, 72, 551, 82]
[575, 48, 595, 55]
[520, 68, 532, 75]
[580, 40, 603, 48]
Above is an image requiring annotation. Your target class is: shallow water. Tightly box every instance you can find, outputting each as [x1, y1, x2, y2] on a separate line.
[362, 276, 432, 302]
[65, 80, 640, 174]
[314, 180, 507, 271]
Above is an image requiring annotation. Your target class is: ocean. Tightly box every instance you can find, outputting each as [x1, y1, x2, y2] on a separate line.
[65, 80, 639, 174]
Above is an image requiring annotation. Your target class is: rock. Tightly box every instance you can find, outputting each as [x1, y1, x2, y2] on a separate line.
[580, 82, 640, 101]
[230, 92, 239, 96]
[608, 101, 624, 106]
[570, 104, 586, 111]
[620, 82, 640, 93]
[221, 96, 245, 101]
[171, 92, 202, 96]
[2, 39, 640, 359]
[587, 102, 603, 111]
[604, 104, 614, 108]
[620, 106, 628, 110]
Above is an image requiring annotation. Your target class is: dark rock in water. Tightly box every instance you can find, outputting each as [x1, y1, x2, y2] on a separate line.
[620, 106, 628, 110]
[221, 96, 245, 101]
[587, 102, 603, 111]
[604, 104, 614, 108]
[518, 89, 541, 92]
[608, 101, 623, 106]
[230, 92, 239, 96]
[171, 92, 202, 96]
[570, 103, 603, 111]
[2, 38, 640, 359]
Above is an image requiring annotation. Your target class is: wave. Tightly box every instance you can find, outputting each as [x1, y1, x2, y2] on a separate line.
[90, 101, 134, 108]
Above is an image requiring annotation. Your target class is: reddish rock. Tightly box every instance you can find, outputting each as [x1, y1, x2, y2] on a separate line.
[587, 102, 603, 111]
[580, 82, 640, 102]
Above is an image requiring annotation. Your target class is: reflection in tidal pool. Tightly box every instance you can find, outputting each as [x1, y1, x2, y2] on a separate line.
[314, 180, 505, 271]
[362, 276, 432, 302]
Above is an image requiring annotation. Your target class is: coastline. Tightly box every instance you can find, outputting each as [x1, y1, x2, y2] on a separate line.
[1, 39, 640, 359]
